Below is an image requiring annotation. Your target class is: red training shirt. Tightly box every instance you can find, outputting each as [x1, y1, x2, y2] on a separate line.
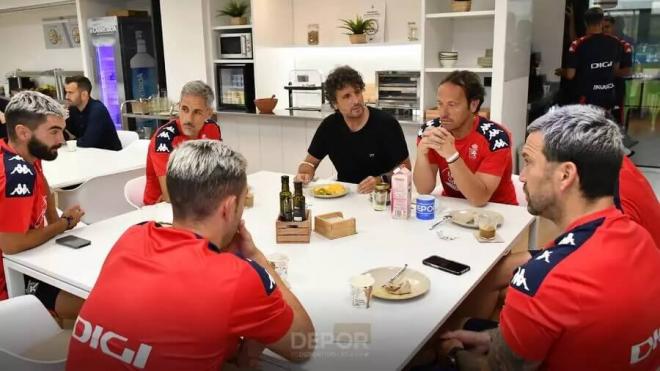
[143, 120, 222, 205]
[66, 222, 293, 370]
[500, 207, 660, 370]
[0, 139, 48, 300]
[617, 156, 660, 248]
[417, 116, 518, 205]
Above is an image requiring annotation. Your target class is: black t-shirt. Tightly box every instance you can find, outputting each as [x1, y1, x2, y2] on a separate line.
[66, 98, 122, 151]
[567, 33, 622, 109]
[307, 107, 409, 184]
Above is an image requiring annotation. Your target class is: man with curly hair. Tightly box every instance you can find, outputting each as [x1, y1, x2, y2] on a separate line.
[295, 65, 410, 193]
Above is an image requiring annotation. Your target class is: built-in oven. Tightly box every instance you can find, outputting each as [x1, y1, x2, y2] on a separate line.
[376, 71, 420, 118]
[218, 32, 253, 59]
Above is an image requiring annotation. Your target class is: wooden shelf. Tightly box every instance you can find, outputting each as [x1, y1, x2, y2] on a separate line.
[214, 59, 254, 64]
[280, 41, 420, 48]
[212, 25, 253, 31]
[426, 10, 495, 19]
[425, 67, 492, 73]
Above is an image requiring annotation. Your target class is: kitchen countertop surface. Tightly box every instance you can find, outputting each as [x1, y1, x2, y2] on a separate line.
[123, 109, 423, 126]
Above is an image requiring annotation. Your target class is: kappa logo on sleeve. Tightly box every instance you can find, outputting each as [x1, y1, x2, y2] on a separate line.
[511, 218, 605, 296]
[245, 258, 277, 295]
[3, 151, 36, 198]
[154, 122, 180, 153]
[417, 118, 441, 138]
[476, 119, 511, 152]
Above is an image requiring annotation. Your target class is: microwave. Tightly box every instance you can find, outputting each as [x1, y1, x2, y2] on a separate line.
[218, 32, 253, 59]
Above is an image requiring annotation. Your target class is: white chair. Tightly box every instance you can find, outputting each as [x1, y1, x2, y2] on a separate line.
[124, 175, 147, 209]
[512, 174, 526, 207]
[0, 295, 70, 370]
[117, 130, 139, 149]
[57, 169, 144, 224]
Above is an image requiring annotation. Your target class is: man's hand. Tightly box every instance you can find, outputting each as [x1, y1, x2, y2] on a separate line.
[358, 176, 378, 194]
[422, 127, 457, 159]
[295, 172, 312, 185]
[227, 220, 265, 262]
[61, 205, 85, 230]
[440, 330, 491, 355]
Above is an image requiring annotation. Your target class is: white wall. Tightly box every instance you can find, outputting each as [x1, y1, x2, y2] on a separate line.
[0, 3, 83, 90]
[159, 0, 210, 100]
[291, 0, 420, 46]
[531, 0, 565, 82]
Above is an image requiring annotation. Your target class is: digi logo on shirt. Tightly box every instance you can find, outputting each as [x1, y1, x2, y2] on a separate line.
[72, 316, 153, 369]
[590, 61, 613, 69]
[630, 327, 660, 365]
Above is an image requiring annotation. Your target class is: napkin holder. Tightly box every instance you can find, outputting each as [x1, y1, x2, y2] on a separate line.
[276, 209, 311, 243]
[314, 212, 357, 239]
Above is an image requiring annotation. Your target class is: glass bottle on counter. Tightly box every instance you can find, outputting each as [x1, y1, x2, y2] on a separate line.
[307, 24, 319, 45]
[279, 175, 293, 221]
[292, 180, 306, 221]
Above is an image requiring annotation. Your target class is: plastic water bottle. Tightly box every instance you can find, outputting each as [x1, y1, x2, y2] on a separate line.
[130, 31, 157, 137]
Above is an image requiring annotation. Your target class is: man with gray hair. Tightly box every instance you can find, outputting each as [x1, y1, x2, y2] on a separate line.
[68, 140, 315, 370]
[437, 105, 660, 370]
[143, 80, 222, 205]
[0, 91, 85, 319]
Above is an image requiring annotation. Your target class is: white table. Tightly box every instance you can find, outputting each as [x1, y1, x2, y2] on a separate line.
[3, 171, 535, 371]
[43, 139, 149, 189]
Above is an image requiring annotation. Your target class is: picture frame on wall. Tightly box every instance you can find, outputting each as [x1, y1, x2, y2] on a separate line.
[42, 16, 80, 49]
[363, 1, 386, 43]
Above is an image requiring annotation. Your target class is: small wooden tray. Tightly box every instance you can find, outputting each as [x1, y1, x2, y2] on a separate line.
[314, 212, 357, 240]
[276, 209, 311, 244]
[245, 192, 254, 208]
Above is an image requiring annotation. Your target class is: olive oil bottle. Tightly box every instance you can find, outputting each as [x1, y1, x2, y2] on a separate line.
[279, 175, 293, 221]
[292, 180, 306, 221]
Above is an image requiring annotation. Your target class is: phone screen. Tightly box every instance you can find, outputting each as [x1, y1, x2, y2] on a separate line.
[422, 255, 470, 275]
[55, 235, 91, 249]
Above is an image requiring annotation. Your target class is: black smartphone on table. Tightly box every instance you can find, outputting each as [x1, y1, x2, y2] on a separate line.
[55, 235, 91, 249]
[422, 255, 470, 275]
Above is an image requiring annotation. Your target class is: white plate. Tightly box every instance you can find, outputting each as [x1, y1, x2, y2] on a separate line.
[364, 267, 430, 300]
[449, 209, 503, 229]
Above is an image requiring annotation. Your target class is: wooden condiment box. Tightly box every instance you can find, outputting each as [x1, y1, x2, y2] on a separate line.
[276, 209, 311, 243]
[245, 192, 254, 208]
[314, 212, 357, 239]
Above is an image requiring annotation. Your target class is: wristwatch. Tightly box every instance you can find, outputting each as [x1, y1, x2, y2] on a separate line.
[448, 346, 465, 369]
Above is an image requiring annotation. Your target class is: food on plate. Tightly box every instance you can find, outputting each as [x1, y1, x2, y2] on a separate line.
[383, 279, 412, 295]
[313, 183, 346, 196]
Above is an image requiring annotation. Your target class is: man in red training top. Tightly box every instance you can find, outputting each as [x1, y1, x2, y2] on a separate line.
[143, 80, 222, 205]
[438, 104, 660, 370]
[414, 70, 518, 206]
[67, 140, 315, 370]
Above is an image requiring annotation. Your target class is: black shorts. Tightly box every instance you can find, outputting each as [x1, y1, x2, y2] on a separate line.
[24, 276, 60, 311]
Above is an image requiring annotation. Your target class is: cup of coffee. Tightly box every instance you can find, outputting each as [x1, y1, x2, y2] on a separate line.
[478, 213, 497, 240]
[66, 140, 77, 152]
[416, 195, 436, 220]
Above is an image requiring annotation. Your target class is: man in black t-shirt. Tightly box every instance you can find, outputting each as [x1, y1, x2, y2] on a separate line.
[295, 66, 410, 193]
[564, 7, 622, 110]
[64, 75, 122, 151]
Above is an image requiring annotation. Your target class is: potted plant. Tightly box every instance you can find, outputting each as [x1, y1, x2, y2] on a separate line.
[338, 15, 375, 44]
[218, 0, 249, 26]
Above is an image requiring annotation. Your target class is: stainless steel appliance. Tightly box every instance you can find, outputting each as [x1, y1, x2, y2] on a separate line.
[284, 70, 325, 111]
[376, 71, 420, 117]
[218, 32, 253, 59]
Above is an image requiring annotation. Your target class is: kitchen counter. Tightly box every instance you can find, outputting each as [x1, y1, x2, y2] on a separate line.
[123, 109, 423, 126]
